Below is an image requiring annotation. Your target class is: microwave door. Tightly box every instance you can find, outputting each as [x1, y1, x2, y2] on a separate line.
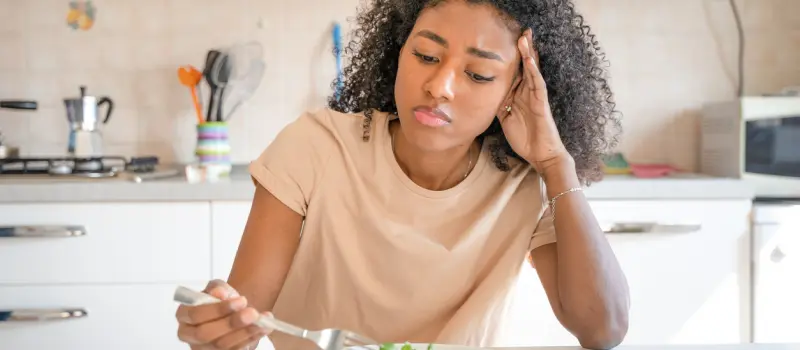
[745, 116, 800, 178]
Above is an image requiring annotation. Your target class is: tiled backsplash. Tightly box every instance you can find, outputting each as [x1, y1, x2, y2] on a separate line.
[1, 0, 798, 170]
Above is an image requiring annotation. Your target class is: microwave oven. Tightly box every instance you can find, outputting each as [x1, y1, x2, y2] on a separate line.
[700, 96, 800, 198]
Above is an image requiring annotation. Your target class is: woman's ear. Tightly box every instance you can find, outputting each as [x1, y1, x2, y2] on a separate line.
[496, 73, 522, 120]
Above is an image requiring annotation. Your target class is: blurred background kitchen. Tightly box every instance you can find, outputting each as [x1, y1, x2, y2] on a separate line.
[0, 0, 798, 349]
[0, 0, 797, 167]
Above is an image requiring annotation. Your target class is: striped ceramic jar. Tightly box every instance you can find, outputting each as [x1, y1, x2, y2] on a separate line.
[195, 122, 231, 165]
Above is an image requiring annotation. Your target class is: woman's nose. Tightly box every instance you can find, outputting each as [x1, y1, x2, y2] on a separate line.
[423, 67, 456, 102]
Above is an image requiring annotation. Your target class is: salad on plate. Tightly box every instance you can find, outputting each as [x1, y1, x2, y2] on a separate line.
[378, 343, 434, 350]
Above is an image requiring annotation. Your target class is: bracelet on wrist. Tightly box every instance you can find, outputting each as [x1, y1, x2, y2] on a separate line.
[547, 187, 582, 217]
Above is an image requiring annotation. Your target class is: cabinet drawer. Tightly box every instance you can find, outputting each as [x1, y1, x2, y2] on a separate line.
[591, 200, 752, 345]
[0, 203, 211, 284]
[0, 283, 206, 350]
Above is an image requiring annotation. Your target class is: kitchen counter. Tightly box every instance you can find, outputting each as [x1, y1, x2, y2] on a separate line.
[0, 164, 754, 203]
[488, 345, 799, 350]
[365, 344, 799, 350]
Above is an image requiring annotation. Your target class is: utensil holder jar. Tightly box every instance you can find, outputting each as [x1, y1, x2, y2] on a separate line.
[195, 122, 231, 165]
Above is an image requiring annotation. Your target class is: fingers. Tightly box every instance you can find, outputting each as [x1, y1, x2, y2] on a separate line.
[509, 87, 527, 120]
[178, 306, 262, 346]
[517, 29, 547, 96]
[176, 295, 248, 325]
[205, 279, 240, 299]
[230, 336, 264, 350]
[176, 280, 269, 350]
[202, 307, 261, 343]
[212, 323, 267, 349]
[176, 280, 244, 326]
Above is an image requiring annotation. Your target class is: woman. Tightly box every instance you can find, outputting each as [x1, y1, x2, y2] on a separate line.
[175, 0, 630, 349]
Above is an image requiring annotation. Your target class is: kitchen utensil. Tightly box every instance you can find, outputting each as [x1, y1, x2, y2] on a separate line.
[173, 286, 377, 350]
[64, 86, 113, 157]
[128, 168, 180, 183]
[216, 41, 264, 83]
[0, 100, 38, 110]
[215, 41, 265, 121]
[333, 22, 344, 100]
[222, 59, 265, 121]
[202, 50, 223, 122]
[211, 41, 263, 121]
[65, 86, 113, 131]
[211, 54, 231, 122]
[178, 65, 204, 125]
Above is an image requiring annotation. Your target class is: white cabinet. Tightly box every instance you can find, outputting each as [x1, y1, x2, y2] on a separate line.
[0, 196, 756, 349]
[752, 204, 800, 343]
[597, 199, 751, 346]
[0, 202, 211, 284]
[0, 283, 206, 350]
[211, 201, 253, 280]
[0, 202, 212, 350]
[504, 199, 752, 347]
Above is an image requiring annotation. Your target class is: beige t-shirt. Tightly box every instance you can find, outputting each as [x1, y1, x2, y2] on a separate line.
[249, 107, 556, 349]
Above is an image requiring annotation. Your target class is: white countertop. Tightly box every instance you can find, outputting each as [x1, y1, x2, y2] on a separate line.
[507, 345, 799, 350]
[356, 344, 799, 350]
[0, 165, 754, 203]
[373, 344, 799, 350]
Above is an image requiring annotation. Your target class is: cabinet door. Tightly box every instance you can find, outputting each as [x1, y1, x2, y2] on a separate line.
[595, 199, 751, 345]
[753, 223, 800, 343]
[505, 199, 751, 347]
[211, 201, 253, 280]
[0, 203, 211, 284]
[0, 283, 207, 350]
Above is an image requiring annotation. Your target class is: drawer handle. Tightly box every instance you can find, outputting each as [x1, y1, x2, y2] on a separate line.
[0, 308, 88, 322]
[602, 222, 702, 234]
[0, 226, 87, 238]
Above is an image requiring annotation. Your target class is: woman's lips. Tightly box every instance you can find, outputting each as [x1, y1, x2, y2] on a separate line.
[413, 107, 451, 127]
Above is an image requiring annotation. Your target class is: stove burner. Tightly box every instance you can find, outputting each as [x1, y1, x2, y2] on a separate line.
[0, 156, 159, 177]
[75, 159, 103, 172]
[48, 162, 74, 175]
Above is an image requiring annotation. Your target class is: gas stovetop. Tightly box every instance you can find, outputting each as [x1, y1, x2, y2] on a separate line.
[0, 156, 159, 178]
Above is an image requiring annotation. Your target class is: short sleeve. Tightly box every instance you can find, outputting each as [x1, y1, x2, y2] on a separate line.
[529, 210, 556, 250]
[248, 109, 335, 216]
[529, 176, 557, 251]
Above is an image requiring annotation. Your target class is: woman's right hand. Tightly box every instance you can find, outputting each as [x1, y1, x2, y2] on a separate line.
[176, 279, 272, 350]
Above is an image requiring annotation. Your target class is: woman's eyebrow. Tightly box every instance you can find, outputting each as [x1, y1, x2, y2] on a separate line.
[414, 29, 505, 62]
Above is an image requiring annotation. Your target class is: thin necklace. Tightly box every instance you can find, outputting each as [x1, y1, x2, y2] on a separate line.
[391, 123, 473, 180]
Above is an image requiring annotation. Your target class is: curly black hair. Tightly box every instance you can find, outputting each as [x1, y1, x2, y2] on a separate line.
[327, 0, 621, 186]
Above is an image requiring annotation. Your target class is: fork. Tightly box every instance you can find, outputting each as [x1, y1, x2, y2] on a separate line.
[173, 286, 378, 350]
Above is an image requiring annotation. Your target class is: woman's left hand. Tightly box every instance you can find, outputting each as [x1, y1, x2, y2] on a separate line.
[500, 29, 573, 178]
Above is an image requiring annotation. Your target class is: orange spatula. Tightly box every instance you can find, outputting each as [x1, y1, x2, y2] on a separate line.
[178, 65, 204, 124]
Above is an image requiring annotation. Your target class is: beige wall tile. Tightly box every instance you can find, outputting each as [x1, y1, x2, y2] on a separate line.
[0, 1, 24, 36]
[0, 111, 30, 154]
[24, 33, 67, 72]
[28, 106, 70, 148]
[0, 36, 26, 71]
[1, 0, 798, 171]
